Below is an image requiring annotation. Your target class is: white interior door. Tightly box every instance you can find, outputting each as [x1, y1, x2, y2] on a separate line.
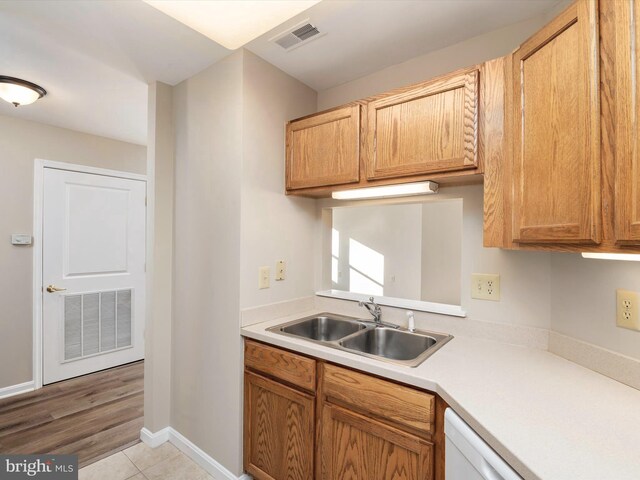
[42, 167, 146, 384]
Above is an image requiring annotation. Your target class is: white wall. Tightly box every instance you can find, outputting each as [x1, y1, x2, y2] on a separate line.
[162, 5, 640, 475]
[319, 185, 552, 329]
[318, 13, 560, 110]
[459, 186, 551, 329]
[421, 199, 463, 305]
[240, 50, 318, 310]
[332, 203, 423, 300]
[144, 82, 174, 433]
[170, 49, 318, 475]
[315, 8, 558, 331]
[316, 4, 640, 361]
[0, 114, 146, 390]
[171, 51, 244, 474]
[550, 254, 640, 361]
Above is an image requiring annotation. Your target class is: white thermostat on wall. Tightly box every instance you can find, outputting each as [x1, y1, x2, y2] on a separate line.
[11, 234, 32, 245]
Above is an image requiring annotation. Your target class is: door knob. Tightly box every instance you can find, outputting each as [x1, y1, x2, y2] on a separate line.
[46, 285, 67, 293]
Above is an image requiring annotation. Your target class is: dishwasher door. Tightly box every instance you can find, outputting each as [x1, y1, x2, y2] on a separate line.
[445, 408, 522, 480]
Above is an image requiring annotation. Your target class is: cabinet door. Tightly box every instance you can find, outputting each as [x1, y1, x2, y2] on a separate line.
[320, 404, 433, 480]
[364, 68, 479, 180]
[512, 0, 600, 244]
[286, 105, 360, 190]
[244, 372, 314, 480]
[613, 0, 640, 244]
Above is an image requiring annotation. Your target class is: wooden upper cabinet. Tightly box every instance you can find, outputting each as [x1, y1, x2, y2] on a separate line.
[244, 372, 315, 480]
[320, 404, 433, 480]
[613, 0, 640, 244]
[364, 68, 479, 180]
[512, 0, 601, 244]
[286, 105, 360, 190]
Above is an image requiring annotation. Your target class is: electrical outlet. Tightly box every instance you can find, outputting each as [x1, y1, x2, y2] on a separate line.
[616, 289, 639, 331]
[275, 260, 286, 281]
[471, 273, 500, 301]
[258, 266, 270, 289]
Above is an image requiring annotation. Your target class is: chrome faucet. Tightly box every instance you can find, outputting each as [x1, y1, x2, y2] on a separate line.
[359, 297, 383, 324]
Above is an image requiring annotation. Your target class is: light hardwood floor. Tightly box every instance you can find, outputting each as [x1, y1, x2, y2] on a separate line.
[0, 361, 143, 467]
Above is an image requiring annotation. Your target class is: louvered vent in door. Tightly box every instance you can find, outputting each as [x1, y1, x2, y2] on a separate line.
[64, 289, 133, 361]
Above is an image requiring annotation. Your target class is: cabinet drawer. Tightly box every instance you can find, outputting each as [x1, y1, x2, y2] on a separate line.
[322, 363, 434, 435]
[244, 340, 316, 392]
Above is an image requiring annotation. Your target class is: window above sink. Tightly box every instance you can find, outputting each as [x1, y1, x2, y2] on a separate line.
[318, 196, 466, 317]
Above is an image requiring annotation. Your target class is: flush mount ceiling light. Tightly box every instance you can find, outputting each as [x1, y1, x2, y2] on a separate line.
[143, 0, 321, 50]
[581, 252, 640, 262]
[332, 181, 439, 200]
[0, 76, 47, 107]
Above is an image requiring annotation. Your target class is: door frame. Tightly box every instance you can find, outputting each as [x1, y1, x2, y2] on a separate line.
[33, 159, 147, 389]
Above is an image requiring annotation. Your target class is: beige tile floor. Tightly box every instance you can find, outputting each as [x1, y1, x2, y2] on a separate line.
[78, 442, 214, 480]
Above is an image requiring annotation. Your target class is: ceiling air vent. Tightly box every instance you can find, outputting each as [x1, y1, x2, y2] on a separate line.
[271, 20, 325, 51]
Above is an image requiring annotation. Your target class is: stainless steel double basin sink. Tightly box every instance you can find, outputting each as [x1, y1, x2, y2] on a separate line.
[268, 313, 452, 367]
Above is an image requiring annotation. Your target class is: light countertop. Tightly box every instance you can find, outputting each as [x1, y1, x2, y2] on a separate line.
[242, 311, 640, 480]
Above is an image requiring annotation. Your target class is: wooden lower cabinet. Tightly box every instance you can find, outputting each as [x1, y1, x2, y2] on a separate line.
[320, 404, 433, 480]
[244, 340, 442, 480]
[244, 371, 315, 480]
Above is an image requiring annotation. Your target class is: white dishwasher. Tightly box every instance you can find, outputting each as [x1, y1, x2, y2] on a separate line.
[445, 408, 522, 480]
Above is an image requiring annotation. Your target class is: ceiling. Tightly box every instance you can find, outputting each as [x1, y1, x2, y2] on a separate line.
[0, 0, 563, 146]
[246, 0, 563, 91]
[0, 0, 230, 145]
[143, 0, 321, 50]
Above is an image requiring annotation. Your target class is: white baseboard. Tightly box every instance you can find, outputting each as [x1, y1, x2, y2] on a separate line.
[0, 381, 35, 400]
[140, 427, 171, 448]
[140, 427, 251, 480]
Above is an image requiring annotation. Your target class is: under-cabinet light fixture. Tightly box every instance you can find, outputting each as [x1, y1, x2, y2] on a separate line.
[581, 252, 640, 262]
[332, 181, 439, 200]
[0, 76, 47, 107]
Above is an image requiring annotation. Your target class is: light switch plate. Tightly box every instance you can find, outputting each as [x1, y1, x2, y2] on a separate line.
[471, 273, 500, 301]
[259, 266, 270, 289]
[11, 234, 32, 245]
[275, 260, 286, 281]
[616, 289, 639, 331]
